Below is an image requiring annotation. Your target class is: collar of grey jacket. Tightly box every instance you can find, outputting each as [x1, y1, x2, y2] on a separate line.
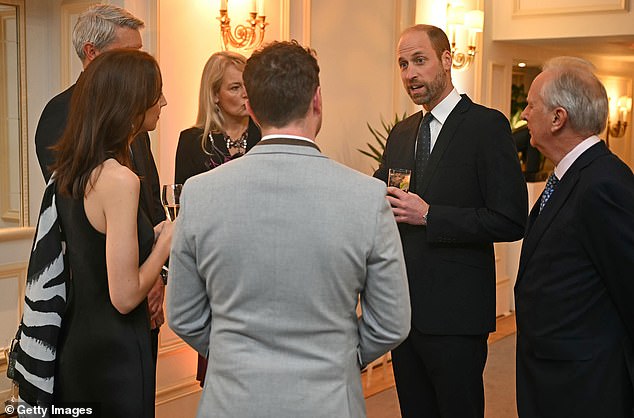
[257, 137, 320, 151]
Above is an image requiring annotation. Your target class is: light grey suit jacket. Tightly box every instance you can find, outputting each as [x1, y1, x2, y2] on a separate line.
[167, 139, 411, 418]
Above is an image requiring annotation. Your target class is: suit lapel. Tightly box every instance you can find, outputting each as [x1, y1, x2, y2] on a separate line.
[416, 95, 469, 196]
[387, 112, 422, 179]
[403, 112, 422, 171]
[517, 141, 609, 280]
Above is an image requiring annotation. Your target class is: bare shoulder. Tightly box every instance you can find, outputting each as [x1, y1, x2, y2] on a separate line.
[84, 159, 140, 233]
[88, 159, 140, 202]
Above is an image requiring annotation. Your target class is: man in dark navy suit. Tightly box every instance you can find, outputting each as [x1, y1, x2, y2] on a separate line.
[375, 24, 527, 418]
[515, 56, 634, 418]
[34, 4, 166, 362]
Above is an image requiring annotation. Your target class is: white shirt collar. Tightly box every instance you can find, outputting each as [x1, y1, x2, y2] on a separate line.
[426, 88, 461, 123]
[260, 134, 315, 143]
[554, 135, 601, 180]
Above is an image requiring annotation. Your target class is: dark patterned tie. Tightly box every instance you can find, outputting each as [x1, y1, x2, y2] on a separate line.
[414, 112, 434, 193]
[539, 172, 559, 213]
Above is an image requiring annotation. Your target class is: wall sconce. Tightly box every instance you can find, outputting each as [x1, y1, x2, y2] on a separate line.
[606, 95, 632, 146]
[218, 0, 268, 51]
[446, 3, 484, 71]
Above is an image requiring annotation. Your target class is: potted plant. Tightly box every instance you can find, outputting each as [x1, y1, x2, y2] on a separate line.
[358, 112, 407, 168]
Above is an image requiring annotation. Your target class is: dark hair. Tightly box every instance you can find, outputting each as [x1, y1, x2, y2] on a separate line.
[402, 24, 451, 62]
[243, 40, 319, 127]
[53, 49, 162, 198]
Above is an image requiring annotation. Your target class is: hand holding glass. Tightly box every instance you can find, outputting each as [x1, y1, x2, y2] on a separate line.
[388, 168, 411, 192]
[161, 184, 182, 221]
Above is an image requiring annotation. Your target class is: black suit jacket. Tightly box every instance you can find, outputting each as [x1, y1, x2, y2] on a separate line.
[514, 141, 634, 417]
[174, 118, 261, 185]
[35, 84, 165, 225]
[375, 94, 527, 335]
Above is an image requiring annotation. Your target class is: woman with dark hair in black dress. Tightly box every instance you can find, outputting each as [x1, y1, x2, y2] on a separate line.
[51, 50, 172, 418]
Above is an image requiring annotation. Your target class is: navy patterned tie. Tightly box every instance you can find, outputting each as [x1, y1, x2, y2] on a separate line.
[539, 172, 559, 213]
[414, 112, 434, 193]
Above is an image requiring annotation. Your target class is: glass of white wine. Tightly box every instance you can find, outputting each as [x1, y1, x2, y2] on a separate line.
[161, 184, 182, 221]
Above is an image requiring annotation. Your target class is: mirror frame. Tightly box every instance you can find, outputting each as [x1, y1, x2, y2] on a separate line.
[0, 0, 28, 230]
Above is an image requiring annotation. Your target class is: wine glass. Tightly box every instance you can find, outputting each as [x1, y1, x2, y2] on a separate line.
[161, 184, 182, 221]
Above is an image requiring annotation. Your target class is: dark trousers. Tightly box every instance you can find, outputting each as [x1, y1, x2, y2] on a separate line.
[151, 328, 159, 365]
[392, 328, 488, 418]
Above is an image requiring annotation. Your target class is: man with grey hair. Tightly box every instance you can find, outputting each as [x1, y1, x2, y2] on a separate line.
[34, 3, 166, 365]
[515, 56, 634, 417]
[36, 3, 144, 179]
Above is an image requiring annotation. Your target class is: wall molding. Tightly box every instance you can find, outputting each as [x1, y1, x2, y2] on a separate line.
[0, 261, 28, 365]
[0, 226, 33, 242]
[60, 2, 94, 89]
[487, 61, 511, 115]
[513, 0, 627, 16]
[301, 0, 310, 45]
[279, 0, 290, 41]
[155, 378, 201, 406]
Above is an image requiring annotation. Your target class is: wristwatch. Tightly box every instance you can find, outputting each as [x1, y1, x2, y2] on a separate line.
[160, 266, 169, 285]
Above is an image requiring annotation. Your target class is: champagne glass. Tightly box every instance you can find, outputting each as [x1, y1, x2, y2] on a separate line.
[161, 184, 182, 221]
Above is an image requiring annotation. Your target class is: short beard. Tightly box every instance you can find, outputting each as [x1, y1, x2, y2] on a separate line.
[410, 68, 447, 106]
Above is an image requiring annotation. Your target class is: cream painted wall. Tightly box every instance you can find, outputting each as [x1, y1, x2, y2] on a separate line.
[311, 0, 407, 175]
[156, 0, 220, 186]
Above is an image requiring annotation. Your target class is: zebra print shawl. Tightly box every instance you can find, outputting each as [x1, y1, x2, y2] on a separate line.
[14, 176, 68, 407]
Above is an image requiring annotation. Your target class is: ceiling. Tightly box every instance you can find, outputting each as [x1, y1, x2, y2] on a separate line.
[503, 35, 634, 68]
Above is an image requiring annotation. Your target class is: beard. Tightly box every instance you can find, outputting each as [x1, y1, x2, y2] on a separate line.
[408, 67, 447, 106]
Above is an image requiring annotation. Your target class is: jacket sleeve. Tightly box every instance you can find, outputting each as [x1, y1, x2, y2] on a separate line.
[357, 192, 411, 366]
[35, 96, 68, 182]
[166, 184, 211, 356]
[580, 165, 634, 340]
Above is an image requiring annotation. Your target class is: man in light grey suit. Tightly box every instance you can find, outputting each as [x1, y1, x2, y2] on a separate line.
[166, 41, 411, 418]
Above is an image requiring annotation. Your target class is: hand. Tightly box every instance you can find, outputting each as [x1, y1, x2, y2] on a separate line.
[386, 186, 429, 225]
[154, 219, 174, 255]
[153, 219, 172, 241]
[148, 277, 165, 329]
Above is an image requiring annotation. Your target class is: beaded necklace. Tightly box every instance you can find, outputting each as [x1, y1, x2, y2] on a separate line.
[224, 129, 248, 154]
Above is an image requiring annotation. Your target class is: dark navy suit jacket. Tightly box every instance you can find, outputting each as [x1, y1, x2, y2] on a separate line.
[375, 94, 528, 335]
[515, 140, 634, 417]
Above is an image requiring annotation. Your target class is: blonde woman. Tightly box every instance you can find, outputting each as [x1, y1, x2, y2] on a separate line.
[175, 51, 261, 184]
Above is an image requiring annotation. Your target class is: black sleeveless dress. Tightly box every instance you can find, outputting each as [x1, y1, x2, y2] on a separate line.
[54, 192, 156, 418]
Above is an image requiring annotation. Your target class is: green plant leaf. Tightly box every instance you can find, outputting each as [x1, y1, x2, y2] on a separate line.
[359, 112, 408, 166]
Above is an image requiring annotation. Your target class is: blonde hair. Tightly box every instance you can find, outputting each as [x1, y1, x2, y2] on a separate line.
[195, 51, 247, 154]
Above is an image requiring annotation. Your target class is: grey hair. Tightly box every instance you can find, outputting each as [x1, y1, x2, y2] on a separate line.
[540, 56, 608, 135]
[73, 4, 144, 61]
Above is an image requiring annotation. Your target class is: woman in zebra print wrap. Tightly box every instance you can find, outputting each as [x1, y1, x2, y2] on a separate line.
[18, 49, 172, 418]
